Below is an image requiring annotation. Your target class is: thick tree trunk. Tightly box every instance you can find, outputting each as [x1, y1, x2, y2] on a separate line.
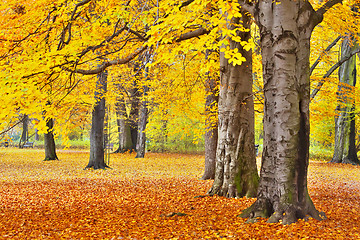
[44, 118, 58, 161]
[240, 0, 325, 224]
[19, 114, 28, 148]
[114, 96, 133, 153]
[330, 37, 360, 165]
[201, 74, 218, 180]
[208, 11, 259, 198]
[85, 70, 109, 169]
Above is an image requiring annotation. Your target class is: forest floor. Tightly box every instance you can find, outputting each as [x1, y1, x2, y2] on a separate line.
[0, 148, 359, 239]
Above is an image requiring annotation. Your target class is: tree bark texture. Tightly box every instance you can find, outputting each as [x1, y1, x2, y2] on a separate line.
[330, 37, 360, 165]
[129, 81, 140, 153]
[240, 0, 326, 224]
[208, 11, 259, 198]
[201, 74, 218, 180]
[44, 118, 58, 161]
[136, 54, 150, 158]
[19, 114, 28, 148]
[85, 70, 109, 169]
[135, 86, 148, 158]
[114, 95, 133, 153]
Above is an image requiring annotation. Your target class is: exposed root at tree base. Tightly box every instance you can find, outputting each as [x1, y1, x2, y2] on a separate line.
[239, 198, 326, 225]
[43, 158, 59, 161]
[84, 164, 111, 170]
[328, 158, 360, 165]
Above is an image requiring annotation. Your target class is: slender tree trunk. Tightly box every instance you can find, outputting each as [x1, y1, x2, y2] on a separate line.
[240, 0, 326, 224]
[114, 95, 133, 153]
[208, 10, 259, 198]
[85, 70, 109, 169]
[44, 118, 58, 161]
[201, 73, 218, 180]
[136, 54, 150, 158]
[19, 114, 28, 148]
[34, 129, 39, 141]
[129, 82, 140, 153]
[135, 86, 148, 158]
[330, 36, 360, 165]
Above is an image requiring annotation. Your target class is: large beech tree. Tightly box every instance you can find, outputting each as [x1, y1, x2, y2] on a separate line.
[238, 0, 343, 224]
[208, 10, 259, 197]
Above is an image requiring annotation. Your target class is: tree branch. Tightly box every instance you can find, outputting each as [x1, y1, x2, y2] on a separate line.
[64, 46, 147, 75]
[176, 28, 210, 42]
[310, 48, 360, 100]
[238, 1, 255, 16]
[310, 35, 342, 75]
[0, 116, 26, 136]
[316, 0, 343, 17]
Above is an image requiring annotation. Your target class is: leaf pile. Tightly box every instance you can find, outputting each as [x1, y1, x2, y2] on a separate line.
[0, 149, 359, 239]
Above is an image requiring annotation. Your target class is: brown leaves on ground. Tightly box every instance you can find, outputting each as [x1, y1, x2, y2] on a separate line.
[0, 149, 359, 239]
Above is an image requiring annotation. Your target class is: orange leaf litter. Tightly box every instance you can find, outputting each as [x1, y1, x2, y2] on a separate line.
[0, 149, 359, 239]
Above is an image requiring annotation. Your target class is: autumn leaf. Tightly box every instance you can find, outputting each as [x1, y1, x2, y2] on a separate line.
[0, 149, 359, 239]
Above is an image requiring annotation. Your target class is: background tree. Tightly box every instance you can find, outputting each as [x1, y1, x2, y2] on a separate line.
[19, 114, 29, 148]
[44, 117, 58, 160]
[330, 35, 360, 165]
[85, 70, 109, 170]
[114, 93, 133, 153]
[201, 69, 219, 180]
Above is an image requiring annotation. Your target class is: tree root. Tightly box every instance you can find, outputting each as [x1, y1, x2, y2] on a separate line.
[239, 197, 327, 225]
[84, 164, 110, 170]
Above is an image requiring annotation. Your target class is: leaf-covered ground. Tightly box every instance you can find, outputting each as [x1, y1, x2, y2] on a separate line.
[0, 149, 359, 239]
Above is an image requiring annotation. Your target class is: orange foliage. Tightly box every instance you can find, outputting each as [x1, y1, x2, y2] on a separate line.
[0, 149, 359, 239]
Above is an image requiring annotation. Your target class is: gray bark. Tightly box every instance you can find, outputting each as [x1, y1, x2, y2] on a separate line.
[44, 118, 58, 161]
[135, 86, 148, 158]
[208, 10, 259, 198]
[330, 36, 360, 165]
[129, 81, 140, 153]
[114, 95, 133, 153]
[240, 0, 327, 224]
[136, 55, 150, 158]
[85, 70, 109, 169]
[201, 73, 218, 180]
[19, 114, 28, 148]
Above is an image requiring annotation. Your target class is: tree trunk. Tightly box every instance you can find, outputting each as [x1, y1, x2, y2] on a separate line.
[208, 11, 259, 198]
[19, 114, 28, 148]
[136, 55, 150, 158]
[114, 95, 133, 153]
[201, 73, 218, 180]
[128, 82, 140, 153]
[135, 87, 148, 158]
[85, 70, 109, 169]
[330, 36, 360, 165]
[44, 118, 58, 161]
[240, 0, 326, 224]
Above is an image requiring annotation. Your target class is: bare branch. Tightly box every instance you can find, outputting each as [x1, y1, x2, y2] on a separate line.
[310, 36, 342, 75]
[0, 116, 26, 136]
[316, 0, 343, 17]
[64, 46, 147, 75]
[310, 48, 360, 100]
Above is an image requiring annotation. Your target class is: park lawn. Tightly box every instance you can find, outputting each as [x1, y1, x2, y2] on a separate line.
[0, 148, 359, 239]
